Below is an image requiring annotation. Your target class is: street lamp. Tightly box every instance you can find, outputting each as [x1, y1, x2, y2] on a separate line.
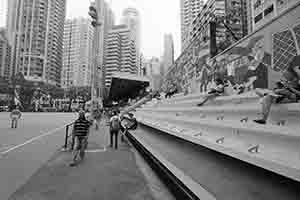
[88, 4, 102, 107]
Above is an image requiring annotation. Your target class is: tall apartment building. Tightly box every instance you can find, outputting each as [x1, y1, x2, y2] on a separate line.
[121, 7, 141, 74]
[252, 0, 299, 30]
[0, 29, 11, 79]
[94, 0, 115, 95]
[162, 34, 174, 74]
[62, 18, 94, 88]
[104, 25, 137, 88]
[7, 0, 67, 86]
[0, 0, 6, 27]
[189, 0, 248, 56]
[247, 0, 253, 34]
[180, 0, 205, 51]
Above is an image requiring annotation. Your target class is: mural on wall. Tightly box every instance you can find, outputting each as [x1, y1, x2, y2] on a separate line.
[165, 4, 300, 94]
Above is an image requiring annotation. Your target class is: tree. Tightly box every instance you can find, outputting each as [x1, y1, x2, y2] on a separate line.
[65, 86, 91, 111]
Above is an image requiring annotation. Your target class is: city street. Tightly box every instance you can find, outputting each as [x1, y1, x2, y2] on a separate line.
[0, 112, 76, 200]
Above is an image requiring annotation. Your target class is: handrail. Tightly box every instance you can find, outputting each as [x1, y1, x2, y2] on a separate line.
[63, 122, 75, 150]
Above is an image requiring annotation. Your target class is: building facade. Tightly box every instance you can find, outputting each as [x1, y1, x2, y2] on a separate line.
[62, 18, 94, 88]
[94, 0, 115, 96]
[165, 2, 300, 95]
[180, 0, 205, 51]
[188, 0, 249, 57]
[104, 25, 137, 88]
[162, 34, 174, 75]
[121, 7, 141, 74]
[252, 0, 299, 30]
[0, 29, 11, 79]
[7, 0, 66, 86]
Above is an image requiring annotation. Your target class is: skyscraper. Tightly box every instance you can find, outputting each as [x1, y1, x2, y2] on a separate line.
[162, 34, 174, 75]
[93, 0, 115, 96]
[0, 29, 11, 79]
[121, 7, 141, 74]
[0, 0, 6, 27]
[104, 25, 137, 88]
[7, 0, 67, 86]
[62, 18, 94, 88]
[180, 0, 205, 51]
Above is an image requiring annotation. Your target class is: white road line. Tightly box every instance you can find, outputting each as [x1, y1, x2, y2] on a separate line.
[1, 125, 66, 155]
[0, 145, 12, 151]
[85, 147, 106, 153]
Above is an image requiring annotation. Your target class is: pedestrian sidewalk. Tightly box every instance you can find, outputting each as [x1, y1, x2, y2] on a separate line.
[8, 120, 156, 200]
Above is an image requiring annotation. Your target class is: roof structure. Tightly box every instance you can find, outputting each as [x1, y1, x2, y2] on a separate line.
[108, 72, 150, 102]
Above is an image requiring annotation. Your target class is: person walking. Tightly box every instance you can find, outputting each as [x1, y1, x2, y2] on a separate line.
[109, 111, 121, 149]
[10, 106, 22, 128]
[70, 110, 91, 166]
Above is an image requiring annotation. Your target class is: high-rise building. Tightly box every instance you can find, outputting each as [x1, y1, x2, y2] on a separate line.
[162, 34, 174, 75]
[121, 7, 141, 74]
[0, 0, 6, 27]
[188, 0, 249, 56]
[62, 18, 94, 88]
[0, 29, 11, 79]
[247, 0, 253, 34]
[104, 24, 137, 88]
[7, 0, 67, 86]
[251, 0, 299, 30]
[93, 0, 115, 96]
[180, 0, 205, 51]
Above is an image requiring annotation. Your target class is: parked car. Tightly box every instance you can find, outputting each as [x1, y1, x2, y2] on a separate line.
[0, 105, 9, 112]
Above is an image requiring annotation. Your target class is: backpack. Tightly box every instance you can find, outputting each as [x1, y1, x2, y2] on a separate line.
[111, 116, 120, 132]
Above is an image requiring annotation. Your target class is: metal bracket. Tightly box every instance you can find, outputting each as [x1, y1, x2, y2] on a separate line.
[277, 120, 286, 126]
[194, 132, 203, 137]
[240, 117, 248, 123]
[216, 137, 225, 144]
[248, 145, 259, 153]
[217, 116, 224, 120]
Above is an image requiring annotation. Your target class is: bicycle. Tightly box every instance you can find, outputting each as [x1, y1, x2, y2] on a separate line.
[70, 136, 88, 167]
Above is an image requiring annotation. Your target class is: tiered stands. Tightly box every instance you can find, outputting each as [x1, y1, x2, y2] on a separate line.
[133, 92, 300, 182]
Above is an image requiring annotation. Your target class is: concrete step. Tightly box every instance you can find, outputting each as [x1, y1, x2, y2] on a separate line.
[137, 103, 300, 129]
[135, 114, 300, 182]
[155, 91, 259, 108]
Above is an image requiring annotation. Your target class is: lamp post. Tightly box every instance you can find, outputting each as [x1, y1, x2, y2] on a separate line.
[89, 4, 102, 108]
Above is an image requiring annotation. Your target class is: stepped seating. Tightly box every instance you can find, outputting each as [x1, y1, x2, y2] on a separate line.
[134, 91, 300, 182]
[153, 91, 259, 108]
[137, 102, 300, 129]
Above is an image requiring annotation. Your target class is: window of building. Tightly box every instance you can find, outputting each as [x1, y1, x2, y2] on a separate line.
[264, 5, 274, 17]
[254, 13, 263, 23]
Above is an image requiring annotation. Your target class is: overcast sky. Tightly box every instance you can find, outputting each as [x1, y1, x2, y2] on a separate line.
[66, 0, 182, 59]
[0, 0, 182, 59]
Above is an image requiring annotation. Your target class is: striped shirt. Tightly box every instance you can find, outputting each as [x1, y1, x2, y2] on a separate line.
[73, 118, 90, 136]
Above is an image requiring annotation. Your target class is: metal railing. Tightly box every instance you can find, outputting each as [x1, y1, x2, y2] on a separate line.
[63, 122, 75, 150]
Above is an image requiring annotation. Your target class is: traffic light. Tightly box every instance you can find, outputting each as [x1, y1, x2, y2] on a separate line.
[89, 6, 98, 27]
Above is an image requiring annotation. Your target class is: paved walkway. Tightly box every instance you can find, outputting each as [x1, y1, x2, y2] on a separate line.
[8, 120, 157, 200]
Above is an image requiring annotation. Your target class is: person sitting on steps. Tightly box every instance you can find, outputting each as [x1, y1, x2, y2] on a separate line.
[197, 78, 225, 106]
[254, 57, 300, 125]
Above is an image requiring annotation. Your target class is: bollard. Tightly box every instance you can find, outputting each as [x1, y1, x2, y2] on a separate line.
[64, 125, 69, 149]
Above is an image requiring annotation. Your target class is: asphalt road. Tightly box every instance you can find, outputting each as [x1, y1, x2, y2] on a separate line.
[133, 124, 300, 200]
[0, 112, 76, 200]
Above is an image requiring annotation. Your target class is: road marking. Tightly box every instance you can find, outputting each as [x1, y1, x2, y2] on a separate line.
[1, 125, 66, 155]
[0, 145, 12, 151]
[85, 147, 106, 153]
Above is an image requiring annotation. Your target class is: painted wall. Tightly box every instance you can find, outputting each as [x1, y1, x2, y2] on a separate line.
[165, 2, 300, 94]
